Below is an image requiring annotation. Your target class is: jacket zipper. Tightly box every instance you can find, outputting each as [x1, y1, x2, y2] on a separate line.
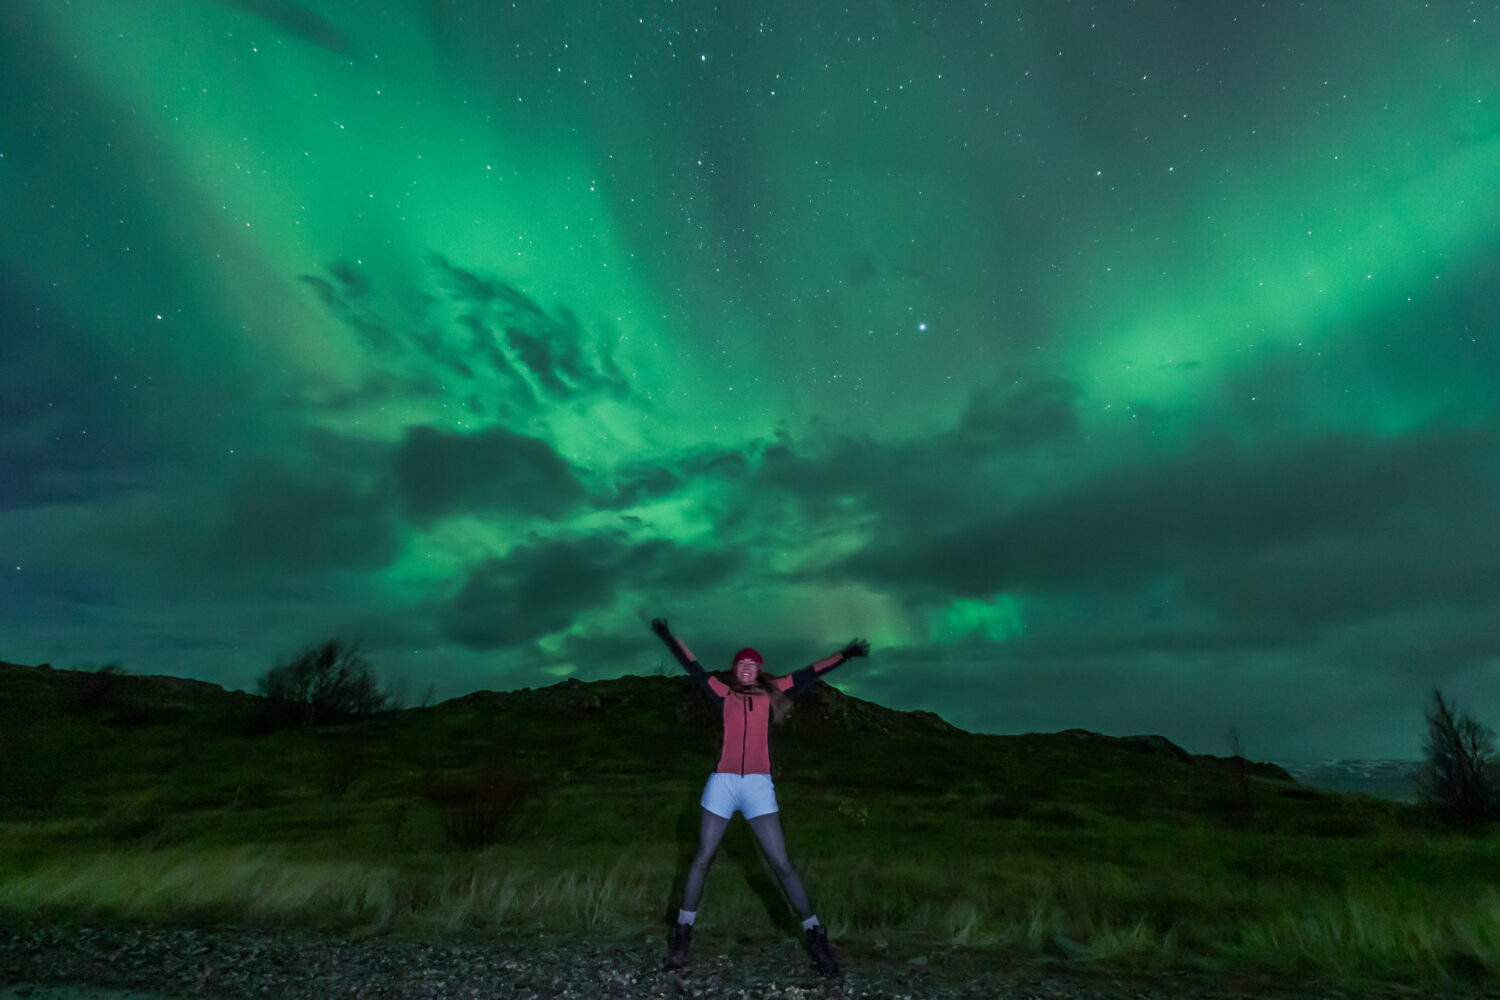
[741, 697, 750, 773]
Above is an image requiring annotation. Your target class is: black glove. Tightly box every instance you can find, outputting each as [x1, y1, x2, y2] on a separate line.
[840, 638, 870, 659]
[651, 618, 673, 641]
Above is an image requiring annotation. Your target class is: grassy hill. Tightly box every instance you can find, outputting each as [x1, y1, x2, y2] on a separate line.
[2, 660, 1496, 989]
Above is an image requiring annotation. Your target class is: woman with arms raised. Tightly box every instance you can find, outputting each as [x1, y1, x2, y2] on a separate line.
[650, 617, 869, 977]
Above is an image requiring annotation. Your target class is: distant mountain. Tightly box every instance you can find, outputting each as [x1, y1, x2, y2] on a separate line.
[1274, 759, 1423, 803]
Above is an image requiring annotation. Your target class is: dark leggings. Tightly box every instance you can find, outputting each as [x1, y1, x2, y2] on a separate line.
[682, 808, 812, 918]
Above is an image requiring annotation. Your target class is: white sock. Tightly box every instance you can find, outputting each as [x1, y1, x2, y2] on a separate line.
[678, 909, 696, 926]
[802, 915, 820, 930]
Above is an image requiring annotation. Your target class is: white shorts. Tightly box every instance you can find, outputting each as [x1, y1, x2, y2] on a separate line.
[700, 772, 779, 819]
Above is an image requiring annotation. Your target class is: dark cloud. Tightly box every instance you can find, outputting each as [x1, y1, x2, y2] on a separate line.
[604, 444, 756, 508]
[297, 265, 481, 385]
[300, 257, 631, 427]
[848, 588, 1500, 757]
[733, 414, 1031, 552]
[428, 255, 630, 404]
[298, 370, 450, 416]
[603, 466, 684, 510]
[839, 423, 1500, 602]
[442, 534, 745, 650]
[504, 325, 569, 397]
[1319, 606, 1500, 681]
[205, 458, 401, 574]
[217, 0, 356, 58]
[328, 261, 371, 298]
[956, 378, 1081, 453]
[53, 429, 402, 585]
[298, 263, 371, 310]
[704, 403, 1500, 695]
[299, 275, 339, 309]
[736, 376, 1099, 539]
[527, 628, 667, 681]
[845, 254, 878, 287]
[392, 424, 587, 522]
[444, 545, 614, 650]
[1188, 516, 1500, 631]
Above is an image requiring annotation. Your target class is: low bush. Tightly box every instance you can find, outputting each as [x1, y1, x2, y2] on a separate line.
[257, 640, 400, 730]
[417, 764, 537, 850]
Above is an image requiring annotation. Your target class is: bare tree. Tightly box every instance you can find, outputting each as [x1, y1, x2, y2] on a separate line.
[1415, 688, 1497, 826]
[258, 640, 400, 727]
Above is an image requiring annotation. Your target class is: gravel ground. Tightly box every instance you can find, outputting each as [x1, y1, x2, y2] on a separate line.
[0, 921, 1480, 1000]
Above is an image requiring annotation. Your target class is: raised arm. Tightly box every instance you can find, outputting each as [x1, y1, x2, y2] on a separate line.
[783, 638, 870, 698]
[651, 617, 698, 666]
[651, 618, 722, 702]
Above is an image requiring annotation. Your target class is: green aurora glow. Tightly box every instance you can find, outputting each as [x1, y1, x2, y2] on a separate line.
[3, 0, 1499, 758]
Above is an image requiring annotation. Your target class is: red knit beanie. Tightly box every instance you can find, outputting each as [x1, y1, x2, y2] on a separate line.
[731, 648, 764, 667]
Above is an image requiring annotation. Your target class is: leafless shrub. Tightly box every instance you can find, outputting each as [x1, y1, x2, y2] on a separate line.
[257, 640, 400, 729]
[1415, 688, 1498, 827]
[417, 761, 535, 849]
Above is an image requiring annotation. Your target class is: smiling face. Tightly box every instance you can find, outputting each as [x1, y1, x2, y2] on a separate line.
[734, 657, 762, 686]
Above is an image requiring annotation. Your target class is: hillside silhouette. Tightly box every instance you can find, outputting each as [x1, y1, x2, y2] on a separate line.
[3, 658, 1302, 831]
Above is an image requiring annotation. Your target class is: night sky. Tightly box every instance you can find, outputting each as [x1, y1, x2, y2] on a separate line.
[4, 1, 1499, 760]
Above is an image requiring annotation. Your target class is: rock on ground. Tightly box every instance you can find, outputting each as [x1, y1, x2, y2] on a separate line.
[0, 920, 1473, 1000]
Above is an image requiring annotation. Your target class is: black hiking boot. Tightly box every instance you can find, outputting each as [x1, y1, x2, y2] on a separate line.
[805, 924, 840, 977]
[664, 922, 692, 969]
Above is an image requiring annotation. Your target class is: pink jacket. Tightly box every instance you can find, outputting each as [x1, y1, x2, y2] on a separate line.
[684, 657, 847, 775]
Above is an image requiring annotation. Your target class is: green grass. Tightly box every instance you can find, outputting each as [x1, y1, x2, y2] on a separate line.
[2, 661, 1497, 990]
[5, 817, 1497, 986]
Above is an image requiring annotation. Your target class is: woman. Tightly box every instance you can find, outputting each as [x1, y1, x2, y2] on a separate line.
[650, 617, 869, 977]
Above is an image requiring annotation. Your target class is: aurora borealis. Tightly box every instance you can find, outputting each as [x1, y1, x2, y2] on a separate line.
[3, 0, 1498, 759]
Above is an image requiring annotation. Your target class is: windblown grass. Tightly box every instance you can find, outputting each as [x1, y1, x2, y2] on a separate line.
[3, 663, 1498, 990]
[5, 812, 1498, 988]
